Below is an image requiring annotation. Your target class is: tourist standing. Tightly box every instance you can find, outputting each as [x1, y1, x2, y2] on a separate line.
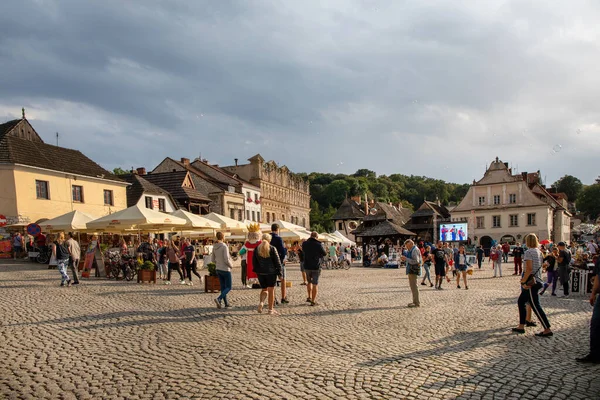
[66, 232, 80, 285]
[270, 224, 288, 304]
[502, 242, 510, 263]
[182, 239, 202, 286]
[476, 245, 485, 269]
[53, 232, 71, 287]
[512, 234, 553, 337]
[540, 248, 559, 296]
[433, 241, 448, 290]
[587, 240, 599, 257]
[401, 239, 422, 308]
[12, 233, 23, 260]
[302, 232, 327, 306]
[47, 234, 57, 269]
[420, 245, 434, 287]
[512, 243, 524, 275]
[212, 232, 233, 309]
[164, 240, 185, 285]
[556, 242, 572, 297]
[239, 243, 248, 287]
[492, 245, 503, 277]
[454, 245, 471, 289]
[576, 253, 600, 363]
[157, 241, 168, 280]
[253, 233, 282, 315]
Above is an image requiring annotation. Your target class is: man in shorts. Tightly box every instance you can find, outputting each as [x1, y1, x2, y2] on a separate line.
[433, 241, 449, 290]
[302, 232, 326, 306]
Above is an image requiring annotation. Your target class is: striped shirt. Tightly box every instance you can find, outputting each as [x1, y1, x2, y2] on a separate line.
[524, 248, 544, 283]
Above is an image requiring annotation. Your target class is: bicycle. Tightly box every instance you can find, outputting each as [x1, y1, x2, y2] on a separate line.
[30, 245, 50, 264]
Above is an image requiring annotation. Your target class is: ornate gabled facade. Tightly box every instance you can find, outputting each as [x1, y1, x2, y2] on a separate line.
[451, 157, 571, 250]
[222, 154, 310, 228]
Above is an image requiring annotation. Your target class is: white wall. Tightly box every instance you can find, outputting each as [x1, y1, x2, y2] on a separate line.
[136, 193, 177, 213]
[243, 185, 262, 222]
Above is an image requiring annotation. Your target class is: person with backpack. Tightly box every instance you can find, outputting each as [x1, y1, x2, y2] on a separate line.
[53, 232, 72, 287]
[557, 242, 572, 298]
[401, 239, 422, 308]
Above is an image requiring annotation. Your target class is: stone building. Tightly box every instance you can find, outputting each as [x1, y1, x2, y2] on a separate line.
[451, 157, 571, 250]
[222, 154, 310, 228]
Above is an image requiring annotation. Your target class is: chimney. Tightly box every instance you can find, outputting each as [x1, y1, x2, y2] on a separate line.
[234, 158, 238, 166]
[181, 158, 190, 166]
[136, 167, 146, 175]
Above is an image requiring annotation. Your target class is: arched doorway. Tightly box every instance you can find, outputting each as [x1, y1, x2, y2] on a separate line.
[480, 236, 493, 257]
[500, 234, 516, 244]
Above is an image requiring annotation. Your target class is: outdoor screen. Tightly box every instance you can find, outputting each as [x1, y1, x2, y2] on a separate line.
[439, 223, 468, 242]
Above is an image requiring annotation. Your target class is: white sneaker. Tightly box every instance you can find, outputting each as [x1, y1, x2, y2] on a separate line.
[180, 280, 187, 285]
[188, 281, 193, 286]
[164, 281, 172, 285]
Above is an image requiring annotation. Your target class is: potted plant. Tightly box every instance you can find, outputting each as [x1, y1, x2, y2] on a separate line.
[204, 262, 220, 293]
[137, 260, 157, 284]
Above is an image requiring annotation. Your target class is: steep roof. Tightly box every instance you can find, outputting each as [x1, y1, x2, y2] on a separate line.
[0, 118, 43, 143]
[355, 220, 416, 238]
[121, 173, 176, 207]
[0, 135, 123, 182]
[0, 119, 21, 140]
[364, 202, 412, 226]
[411, 201, 451, 218]
[191, 159, 259, 190]
[332, 198, 365, 221]
[143, 171, 211, 203]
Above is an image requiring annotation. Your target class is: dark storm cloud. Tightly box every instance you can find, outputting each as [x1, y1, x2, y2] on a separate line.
[0, 0, 598, 184]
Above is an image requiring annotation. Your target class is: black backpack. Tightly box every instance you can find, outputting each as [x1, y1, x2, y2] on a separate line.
[55, 241, 69, 260]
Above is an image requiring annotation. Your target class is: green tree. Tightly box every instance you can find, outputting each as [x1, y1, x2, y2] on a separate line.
[577, 184, 600, 219]
[112, 167, 128, 175]
[552, 175, 583, 202]
[352, 169, 376, 179]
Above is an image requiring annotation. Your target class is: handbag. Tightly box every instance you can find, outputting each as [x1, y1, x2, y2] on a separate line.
[408, 247, 422, 275]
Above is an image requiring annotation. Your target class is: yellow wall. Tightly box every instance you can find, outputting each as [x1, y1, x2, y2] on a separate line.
[0, 168, 18, 218]
[11, 166, 128, 223]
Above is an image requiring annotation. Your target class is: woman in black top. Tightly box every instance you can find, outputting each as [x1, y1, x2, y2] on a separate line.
[540, 247, 559, 296]
[420, 246, 433, 287]
[252, 233, 282, 315]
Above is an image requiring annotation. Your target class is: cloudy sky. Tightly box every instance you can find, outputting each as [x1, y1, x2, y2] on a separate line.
[1, 0, 599, 185]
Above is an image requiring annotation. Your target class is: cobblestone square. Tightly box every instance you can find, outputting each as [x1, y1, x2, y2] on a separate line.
[0, 259, 598, 399]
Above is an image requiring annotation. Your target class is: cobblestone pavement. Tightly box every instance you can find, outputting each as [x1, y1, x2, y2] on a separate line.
[1, 259, 598, 400]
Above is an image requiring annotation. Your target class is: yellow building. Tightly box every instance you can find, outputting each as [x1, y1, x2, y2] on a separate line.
[0, 114, 128, 225]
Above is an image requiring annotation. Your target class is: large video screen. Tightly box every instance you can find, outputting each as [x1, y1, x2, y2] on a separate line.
[440, 223, 468, 242]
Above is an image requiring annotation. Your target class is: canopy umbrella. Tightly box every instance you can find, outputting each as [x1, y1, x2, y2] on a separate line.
[242, 220, 271, 231]
[204, 213, 248, 232]
[331, 230, 355, 246]
[273, 220, 308, 232]
[539, 239, 552, 245]
[171, 210, 221, 230]
[87, 205, 186, 232]
[39, 210, 97, 232]
[279, 230, 311, 241]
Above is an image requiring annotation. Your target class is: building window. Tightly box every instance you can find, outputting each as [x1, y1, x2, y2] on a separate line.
[238, 210, 243, 221]
[252, 211, 256, 221]
[302, 217, 306, 227]
[493, 195, 500, 205]
[272, 213, 276, 222]
[103, 190, 114, 206]
[72, 185, 84, 203]
[527, 213, 536, 226]
[478, 196, 485, 206]
[282, 214, 285, 221]
[509, 194, 517, 204]
[338, 222, 343, 230]
[246, 210, 250, 220]
[254, 193, 259, 202]
[145, 196, 153, 209]
[158, 198, 166, 212]
[266, 212, 270, 223]
[36, 180, 50, 199]
[492, 215, 501, 228]
[509, 214, 518, 227]
[230, 209, 235, 219]
[246, 191, 251, 199]
[476, 216, 485, 229]
[257, 212, 261, 222]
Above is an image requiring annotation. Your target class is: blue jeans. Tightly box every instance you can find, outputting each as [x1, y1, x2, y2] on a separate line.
[421, 263, 432, 284]
[217, 270, 232, 306]
[591, 294, 600, 358]
[57, 258, 70, 284]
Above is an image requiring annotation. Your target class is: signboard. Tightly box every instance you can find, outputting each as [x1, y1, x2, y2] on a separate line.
[0, 239, 12, 259]
[0, 215, 7, 227]
[439, 222, 468, 242]
[27, 224, 41, 236]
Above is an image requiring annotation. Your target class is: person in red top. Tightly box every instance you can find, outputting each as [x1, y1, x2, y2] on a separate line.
[36, 233, 47, 254]
[502, 242, 510, 263]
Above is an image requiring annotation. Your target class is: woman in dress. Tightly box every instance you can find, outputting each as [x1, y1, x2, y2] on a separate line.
[512, 234, 553, 337]
[252, 233, 282, 315]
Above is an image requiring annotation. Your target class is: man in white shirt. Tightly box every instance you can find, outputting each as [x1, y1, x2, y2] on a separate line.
[66, 232, 81, 285]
